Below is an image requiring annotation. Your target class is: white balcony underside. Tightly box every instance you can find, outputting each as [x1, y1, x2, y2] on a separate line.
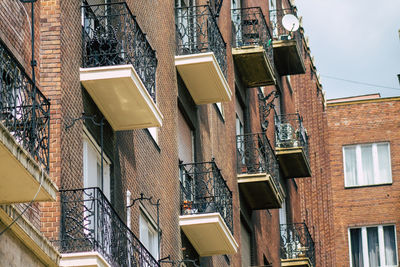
[179, 212, 238, 257]
[0, 122, 57, 204]
[80, 64, 163, 131]
[60, 252, 110, 267]
[175, 52, 232, 105]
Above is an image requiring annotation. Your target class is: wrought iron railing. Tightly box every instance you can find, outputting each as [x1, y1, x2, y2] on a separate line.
[179, 161, 233, 233]
[175, 5, 227, 78]
[81, 2, 157, 102]
[236, 133, 282, 192]
[0, 39, 50, 171]
[280, 223, 315, 266]
[60, 188, 160, 267]
[269, 7, 304, 59]
[275, 113, 309, 158]
[231, 7, 274, 65]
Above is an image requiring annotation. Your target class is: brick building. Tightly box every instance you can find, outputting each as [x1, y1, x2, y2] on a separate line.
[327, 94, 400, 267]
[0, 0, 333, 266]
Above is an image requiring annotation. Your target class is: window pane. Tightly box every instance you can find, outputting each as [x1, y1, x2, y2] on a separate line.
[350, 228, 364, 267]
[377, 144, 391, 183]
[361, 145, 374, 185]
[344, 147, 358, 186]
[383, 225, 397, 265]
[367, 227, 380, 267]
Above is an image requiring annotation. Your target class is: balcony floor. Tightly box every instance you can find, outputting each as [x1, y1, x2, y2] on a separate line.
[0, 122, 57, 204]
[281, 257, 312, 267]
[80, 64, 163, 131]
[273, 40, 306, 76]
[232, 46, 276, 87]
[276, 147, 312, 178]
[60, 252, 110, 267]
[237, 173, 284, 209]
[179, 212, 238, 257]
[175, 52, 232, 105]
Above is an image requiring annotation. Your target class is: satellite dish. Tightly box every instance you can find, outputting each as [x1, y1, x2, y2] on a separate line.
[282, 14, 299, 32]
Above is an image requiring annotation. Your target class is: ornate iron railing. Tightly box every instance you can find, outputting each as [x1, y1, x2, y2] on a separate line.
[0, 39, 50, 171]
[280, 223, 315, 266]
[175, 5, 227, 78]
[269, 7, 304, 59]
[81, 2, 157, 102]
[275, 113, 309, 158]
[179, 161, 233, 233]
[231, 7, 274, 65]
[60, 188, 160, 267]
[236, 133, 282, 191]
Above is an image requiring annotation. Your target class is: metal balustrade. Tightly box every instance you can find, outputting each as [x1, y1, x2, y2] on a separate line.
[269, 7, 304, 59]
[179, 161, 233, 233]
[236, 133, 282, 191]
[175, 5, 227, 78]
[0, 39, 50, 171]
[82, 2, 157, 102]
[280, 223, 315, 266]
[231, 7, 274, 66]
[60, 187, 160, 267]
[275, 113, 309, 159]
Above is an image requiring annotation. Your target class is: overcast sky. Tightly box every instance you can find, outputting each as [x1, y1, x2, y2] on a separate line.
[295, 0, 400, 99]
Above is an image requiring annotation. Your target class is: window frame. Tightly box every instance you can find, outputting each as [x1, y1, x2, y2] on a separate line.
[139, 207, 160, 260]
[343, 142, 392, 188]
[348, 224, 398, 267]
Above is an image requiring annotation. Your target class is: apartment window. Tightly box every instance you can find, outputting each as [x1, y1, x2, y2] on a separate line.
[139, 211, 159, 260]
[349, 225, 397, 267]
[83, 130, 111, 199]
[343, 143, 392, 187]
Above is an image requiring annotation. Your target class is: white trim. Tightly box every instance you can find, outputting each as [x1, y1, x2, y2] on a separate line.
[343, 142, 392, 187]
[348, 224, 398, 267]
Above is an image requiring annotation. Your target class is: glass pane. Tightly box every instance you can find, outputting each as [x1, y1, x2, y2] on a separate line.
[384, 225, 397, 265]
[361, 145, 373, 185]
[350, 228, 364, 267]
[344, 147, 358, 186]
[377, 144, 391, 183]
[367, 227, 380, 267]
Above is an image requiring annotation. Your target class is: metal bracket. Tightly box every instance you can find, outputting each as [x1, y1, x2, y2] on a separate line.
[258, 88, 280, 131]
[127, 193, 161, 262]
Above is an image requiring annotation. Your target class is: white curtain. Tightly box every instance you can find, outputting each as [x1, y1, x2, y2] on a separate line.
[384, 225, 397, 265]
[344, 147, 358, 186]
[367, 227, 380, 267]
[350, 228, 363, 267]
[361, 145, 374, 185]
[377, 144, 391, 183]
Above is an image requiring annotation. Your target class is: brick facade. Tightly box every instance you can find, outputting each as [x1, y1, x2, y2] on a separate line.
[0, 0, 337, 266]
[327, 96, 400, 267]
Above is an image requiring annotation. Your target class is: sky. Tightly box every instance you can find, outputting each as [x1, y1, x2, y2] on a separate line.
[295, 0, 400, 99]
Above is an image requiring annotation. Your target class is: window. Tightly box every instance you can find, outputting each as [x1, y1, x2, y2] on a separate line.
[139, 211, 159, 260]
[343, 143, 392, 187]
[349, 225, 398, 267]
[215, 102, 224, 119]
[83, 130, 111, 199]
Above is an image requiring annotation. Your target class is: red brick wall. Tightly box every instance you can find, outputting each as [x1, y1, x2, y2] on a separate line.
[327, 98, 400, 266]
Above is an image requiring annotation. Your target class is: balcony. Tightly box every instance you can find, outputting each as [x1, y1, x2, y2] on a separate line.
[236, 133, 285, 210]
[231, 7, 276, 87]
[275, 113, 311, 178]
[175, 5, 232, 105]
[80, 3, 162, 131]
[179, 161, 238, 256]
[269, 7, 305, 76]
[280, 223, 315, 267]
[0, 40, 57, 204]
[59, 188, 160, 267]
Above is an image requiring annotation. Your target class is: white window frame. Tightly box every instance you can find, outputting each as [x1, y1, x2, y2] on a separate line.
[139, 207, 160, 260]
[83, 127, 111, 199]
[348, 225, 398, 267]
[215, 102, 224, 119]
[343, 142, 392, 188]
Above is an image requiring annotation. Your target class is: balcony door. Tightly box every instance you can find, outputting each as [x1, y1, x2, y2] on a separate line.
[83, 131, 110, 199]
